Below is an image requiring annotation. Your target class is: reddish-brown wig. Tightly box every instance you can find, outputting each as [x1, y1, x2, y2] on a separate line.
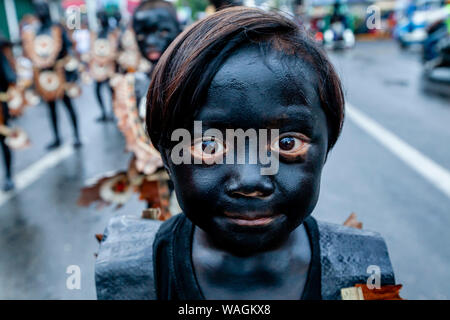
[146, 6, 344, 152]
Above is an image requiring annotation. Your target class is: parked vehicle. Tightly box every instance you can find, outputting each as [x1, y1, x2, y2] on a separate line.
[322, 1, 355, 50]
[394, 0, 445, 48]
[422, 4, 450, 85]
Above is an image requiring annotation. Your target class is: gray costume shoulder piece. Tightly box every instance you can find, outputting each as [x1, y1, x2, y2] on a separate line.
[95, 216, 395, 300]
[317, 220, 395, 300]
[95, 215, 162, 300]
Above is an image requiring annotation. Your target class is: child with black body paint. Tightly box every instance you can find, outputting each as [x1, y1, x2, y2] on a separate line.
[95, 7, 397, 300]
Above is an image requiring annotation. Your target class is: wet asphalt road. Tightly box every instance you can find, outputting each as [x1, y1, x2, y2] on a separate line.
[0, 40, 449, 299]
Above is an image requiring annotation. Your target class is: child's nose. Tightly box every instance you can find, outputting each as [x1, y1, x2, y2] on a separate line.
[225, 165, 275, 199]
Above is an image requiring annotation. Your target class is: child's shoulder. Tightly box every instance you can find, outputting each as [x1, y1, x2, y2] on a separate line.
[97, 214, 165, 247]
[95, 215, 168, 300]
[313, 219, 396, 300]
[315, 218, 391, 259]
[97, 213, 183, 245]
[95, 215, 396, 300]
[316, 218, 386, 242]
[95, 214, 186, 299]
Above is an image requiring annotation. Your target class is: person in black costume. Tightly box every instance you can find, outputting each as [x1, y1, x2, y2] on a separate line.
[26, 0, 81, 149]
[92, 10, 116, 122]
[0, 37, 15, 191]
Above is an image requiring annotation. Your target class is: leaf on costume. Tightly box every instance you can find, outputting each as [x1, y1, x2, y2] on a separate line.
[78, 176, 110, 207]
[77, 171, 128, 208]
[95, 234, 104, 243]
[343, 212, 363, 229]
[355, 284, 404, 300]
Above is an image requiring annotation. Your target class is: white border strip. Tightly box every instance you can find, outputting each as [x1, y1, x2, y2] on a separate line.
[0, 144, 74, 207]
[346, 103, 450, 198]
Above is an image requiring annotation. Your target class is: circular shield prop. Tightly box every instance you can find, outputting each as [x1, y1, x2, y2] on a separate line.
[99, 175, 133, 205]
[39, 71, 61, 92]
[34, 34, 55, 58]
[5, 128, 30, 149]
[94, 38, 112, 57]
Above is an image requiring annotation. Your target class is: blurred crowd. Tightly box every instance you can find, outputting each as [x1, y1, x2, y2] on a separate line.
[0, 0, 449, 204]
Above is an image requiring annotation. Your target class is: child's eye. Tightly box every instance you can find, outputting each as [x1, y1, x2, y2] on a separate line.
[271, 133, 310, 159]
[191, 137, 227, 162]
[279, 137, 297, 151]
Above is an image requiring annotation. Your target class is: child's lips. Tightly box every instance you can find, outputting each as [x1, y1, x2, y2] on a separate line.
[223, 211, 280, 227]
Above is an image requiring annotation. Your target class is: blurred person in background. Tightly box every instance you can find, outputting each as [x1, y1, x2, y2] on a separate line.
[113, 10, 125, 32]
[89, 10, 119, 122]
[0, 36, 16, 191]
[78, 0, 182, 219]
[22, 0, 82, 150]
[72, 19, 91, 86]
[0, 35, 30, 191]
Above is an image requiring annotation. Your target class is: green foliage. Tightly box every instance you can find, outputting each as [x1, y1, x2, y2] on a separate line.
[176, 0, 209, 19]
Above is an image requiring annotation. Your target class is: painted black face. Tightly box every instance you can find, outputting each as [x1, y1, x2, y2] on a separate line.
[164, 46, 329, 254]
[33, 2, 51, 22]
[133, 8, 180, 64]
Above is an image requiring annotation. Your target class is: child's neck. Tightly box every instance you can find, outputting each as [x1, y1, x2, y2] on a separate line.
[192, 223, 311, 299]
